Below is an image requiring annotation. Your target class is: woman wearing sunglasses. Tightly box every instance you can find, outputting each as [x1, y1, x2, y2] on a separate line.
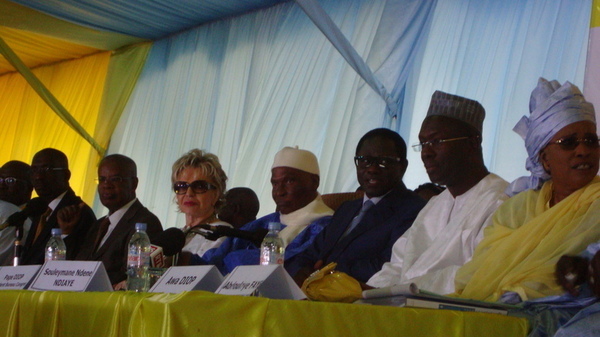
[454, 78, 599, 303]
[171, 149, 231, 265]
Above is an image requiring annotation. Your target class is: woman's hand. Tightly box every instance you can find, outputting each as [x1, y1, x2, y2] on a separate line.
[555, 255, 589, 296]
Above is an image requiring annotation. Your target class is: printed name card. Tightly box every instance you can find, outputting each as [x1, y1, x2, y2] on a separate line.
[29, 261, 112, 292]
[216, 265, 305, 300]
[150, 266, 223, 293]
[0, 265, 41, 290]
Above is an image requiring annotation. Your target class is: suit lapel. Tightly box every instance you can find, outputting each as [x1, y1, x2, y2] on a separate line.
[321, 199, 362, 258]
[335, 187, 403, 248]
[79, 216, 105, 260]
[94, 200, 141, 258]
[35, 189, 75, 245]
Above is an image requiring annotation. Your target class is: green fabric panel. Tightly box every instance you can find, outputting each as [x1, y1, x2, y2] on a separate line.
[95, 42, 153, 151]
[0, 0, 147, 50]
[0, 35, 105, 155]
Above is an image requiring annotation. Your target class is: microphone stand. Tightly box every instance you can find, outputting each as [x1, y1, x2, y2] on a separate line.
[13, 223, 23, 266]
[189, 225, 268, 248]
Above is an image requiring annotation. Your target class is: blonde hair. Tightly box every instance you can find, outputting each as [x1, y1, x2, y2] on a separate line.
[172, 149, 228, 206]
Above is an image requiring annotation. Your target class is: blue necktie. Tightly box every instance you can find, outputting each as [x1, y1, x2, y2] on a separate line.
[342, 200, 374, 237]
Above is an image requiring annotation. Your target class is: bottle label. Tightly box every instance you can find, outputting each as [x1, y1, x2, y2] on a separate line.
[260, 250, 284, 265]
[45, 251, 66, 262]
[128, 251, 149, 266]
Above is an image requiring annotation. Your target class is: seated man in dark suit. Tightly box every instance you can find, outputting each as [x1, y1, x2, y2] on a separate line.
[0, 160, 34, 265]
[290, 128, 426, 284]
[74, 154, 163, 287]
[0, 160, 34, 208]
[22, 148, 96, 264]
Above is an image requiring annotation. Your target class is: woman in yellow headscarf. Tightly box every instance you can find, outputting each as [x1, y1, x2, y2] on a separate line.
[454, 78, 600, 302]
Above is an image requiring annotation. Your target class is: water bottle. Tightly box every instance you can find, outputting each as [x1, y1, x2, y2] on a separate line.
[127, 223, 151, 292]
[259, 222, 285, 265]
[45, 228, 67, 261]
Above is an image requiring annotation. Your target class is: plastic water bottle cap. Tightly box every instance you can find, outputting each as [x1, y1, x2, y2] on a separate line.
[51, 228, 62, 236]
[135, 223, 147, 231]
[267, 222, 281, 231]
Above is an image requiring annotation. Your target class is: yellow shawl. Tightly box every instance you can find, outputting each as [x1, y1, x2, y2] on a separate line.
[454, 176, 600, 301]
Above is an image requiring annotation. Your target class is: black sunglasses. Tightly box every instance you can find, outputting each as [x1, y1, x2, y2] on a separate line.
[173, 180, 216, 195]
[548, 136, 600, 151]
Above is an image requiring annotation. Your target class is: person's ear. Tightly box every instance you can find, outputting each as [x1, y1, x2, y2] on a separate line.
[540, 150, 551, 174]
[311, 174, 320, 190]
[398, 159, 408, 178]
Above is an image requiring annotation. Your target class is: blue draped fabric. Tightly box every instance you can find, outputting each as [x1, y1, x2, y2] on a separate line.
[9, 0, 289, 39]
[555, 302, 600, 337]
[196, 212, 332, 275]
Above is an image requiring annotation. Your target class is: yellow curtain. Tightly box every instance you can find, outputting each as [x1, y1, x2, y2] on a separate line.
[0, 52, 111, 204]
[0, 27, 100, 75]
[0, 0, 145, 51]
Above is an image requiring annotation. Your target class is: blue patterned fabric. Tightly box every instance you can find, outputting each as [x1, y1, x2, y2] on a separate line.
[192, 212, 332, 275]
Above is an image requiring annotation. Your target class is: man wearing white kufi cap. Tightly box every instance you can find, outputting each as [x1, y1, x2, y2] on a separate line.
[195, 146, 333, 275]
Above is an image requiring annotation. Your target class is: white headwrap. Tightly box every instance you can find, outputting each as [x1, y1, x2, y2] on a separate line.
[505, 78, 596, 196]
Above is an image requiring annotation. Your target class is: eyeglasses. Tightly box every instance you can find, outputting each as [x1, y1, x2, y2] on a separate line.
[173, 180, 216, 195]
[547, 136, 600, 151]
[412, 137, 471, 152]
[0, 177, 19, 186]
[354, 156, 403, 169]
[31, 167, 66, 174]
[95, 176, 133, 184]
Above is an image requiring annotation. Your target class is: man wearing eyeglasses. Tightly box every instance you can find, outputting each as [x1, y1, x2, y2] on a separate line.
[21, 148, 96, 265]
[366, 91, 509, 295]
[0, 161, 34, 265]
[0, 161, 33, 208]
[75, 154, 162, 287]
[290, 128, 426, 285]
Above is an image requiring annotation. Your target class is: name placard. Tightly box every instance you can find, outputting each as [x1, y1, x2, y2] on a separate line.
[216, 265, 305, 300]
[0, 265, 41, 290]
[29, 261, 112, 292]
[150, 266, 223, 293]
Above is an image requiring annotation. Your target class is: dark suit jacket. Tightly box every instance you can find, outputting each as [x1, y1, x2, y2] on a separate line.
[289, 184, 426, 283]
[76, 199, 163, 285]
[22, 188, 96, 265]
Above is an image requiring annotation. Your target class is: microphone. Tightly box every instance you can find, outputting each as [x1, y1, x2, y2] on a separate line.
[1, 197, 48, 230]
[149, 245, 165, 268]
[151, 227, 186, 256]
[191, 225, 268, 247]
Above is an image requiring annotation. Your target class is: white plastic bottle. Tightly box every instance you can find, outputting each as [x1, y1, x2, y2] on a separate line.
[45, 228, 67, 261]
[126, 223, 151, 292]
[259, 222, 285, 265]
